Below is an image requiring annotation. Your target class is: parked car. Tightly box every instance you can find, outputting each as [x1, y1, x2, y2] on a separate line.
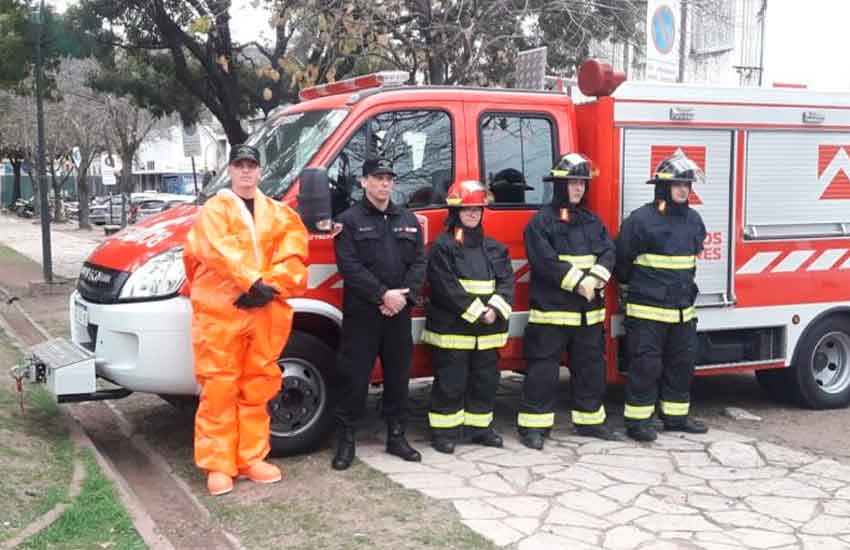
[135, 194, 196, 220]
[89, 200, 118, 225]
[89, 192, 159, 225]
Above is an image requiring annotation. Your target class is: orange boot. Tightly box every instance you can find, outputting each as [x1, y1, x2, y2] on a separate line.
[238, 461, 283, 484]
[207, 472, 234, 496]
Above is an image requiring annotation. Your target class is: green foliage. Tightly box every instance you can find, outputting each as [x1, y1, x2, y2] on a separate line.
[69, 0, 260, 143]
[0, 2, 84, 94]
[87, 51, 202, 124]
[66, 0, 644, 144]
[0, 0, 33, 89]
[18, 452, 146, 550]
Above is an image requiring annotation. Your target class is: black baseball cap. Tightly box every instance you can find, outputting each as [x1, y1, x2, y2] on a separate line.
[362, 157, 396, 177]
[229, 144, 261, 165]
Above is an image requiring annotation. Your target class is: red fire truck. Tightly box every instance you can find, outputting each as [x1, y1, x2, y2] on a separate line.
[64, 62, 850, 455]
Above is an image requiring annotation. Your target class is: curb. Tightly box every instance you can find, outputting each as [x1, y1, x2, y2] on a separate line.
[63, 411, 175, 550]
[105, 402, 247, 550]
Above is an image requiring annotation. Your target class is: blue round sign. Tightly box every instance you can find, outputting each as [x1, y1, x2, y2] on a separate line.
[652, 5, 676, 55]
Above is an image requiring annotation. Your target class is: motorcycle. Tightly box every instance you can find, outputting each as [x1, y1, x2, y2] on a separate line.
[12, 198, 34, 218]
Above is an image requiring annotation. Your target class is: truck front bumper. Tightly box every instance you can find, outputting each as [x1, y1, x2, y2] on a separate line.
[69, 291, 199, 395]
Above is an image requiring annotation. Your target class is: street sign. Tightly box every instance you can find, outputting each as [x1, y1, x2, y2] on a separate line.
[652, 5, 676, 54]
[645, 0, 680, 82]
[101, 155, 118, 186]
[514, 47, 548, 90]
[182, 123, 202, 157]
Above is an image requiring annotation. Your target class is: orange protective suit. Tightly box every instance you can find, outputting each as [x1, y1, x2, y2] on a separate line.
[183, 188, 309, 476]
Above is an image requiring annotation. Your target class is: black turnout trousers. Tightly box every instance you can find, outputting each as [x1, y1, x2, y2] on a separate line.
[623, 317, 697, 425]
[520, 323, 606, 426]
[335, 305, 413, 426]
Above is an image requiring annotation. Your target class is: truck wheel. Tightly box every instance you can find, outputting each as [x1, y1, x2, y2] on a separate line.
[268, 331, 338, 456]
[789, 315, 850, 409]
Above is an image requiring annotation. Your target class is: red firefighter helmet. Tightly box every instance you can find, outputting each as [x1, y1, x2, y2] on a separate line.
[445, 180, 492, 207]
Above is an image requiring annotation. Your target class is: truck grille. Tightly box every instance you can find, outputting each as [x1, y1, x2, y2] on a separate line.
[76, 263, 131, 304]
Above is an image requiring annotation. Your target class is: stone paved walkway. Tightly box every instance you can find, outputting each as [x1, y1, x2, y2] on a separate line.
[355, 380, 850, 550]
[0, 215, 101, 278]
[358, 430, 850, 549]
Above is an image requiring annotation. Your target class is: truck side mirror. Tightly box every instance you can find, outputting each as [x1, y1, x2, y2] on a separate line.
[297, 168, 334, 234]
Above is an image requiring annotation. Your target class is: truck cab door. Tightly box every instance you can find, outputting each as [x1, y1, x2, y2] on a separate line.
[325, 104, 465, 240]
[463, 101, 575, 360]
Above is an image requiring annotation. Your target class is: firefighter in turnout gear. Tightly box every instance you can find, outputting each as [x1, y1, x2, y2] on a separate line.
[517, 154, 620, 450]
[423, 180, 515, 454]
[615, 151, 709, 442]
[331, 157, 427, 470]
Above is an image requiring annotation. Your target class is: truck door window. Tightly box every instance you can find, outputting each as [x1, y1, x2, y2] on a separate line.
[480, 114, 557, 206]
[328, 110, 453, 213]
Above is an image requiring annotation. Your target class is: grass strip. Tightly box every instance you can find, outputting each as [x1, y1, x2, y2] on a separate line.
[18, 450, 147, 550]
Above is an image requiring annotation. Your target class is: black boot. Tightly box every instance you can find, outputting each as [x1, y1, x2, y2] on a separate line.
[663, 417, 708, 434]
[386, 420, 422, 462]
[576, 424, 624, 441]
[431, 435, 456, 454]
[468, 427, 503, 448]
[332, 425, 356, 471]
[626, 423, 658, 442]
[431, 427, 457, 454]
[519, 428, 545, 450]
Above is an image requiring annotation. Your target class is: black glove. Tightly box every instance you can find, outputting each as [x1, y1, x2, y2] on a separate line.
[234, 292, 265, 309]
[250, 279, 280, 304]
[234, 280, 280, 309]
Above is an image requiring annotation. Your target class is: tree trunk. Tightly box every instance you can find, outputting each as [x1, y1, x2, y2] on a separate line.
[119, 152, 134, 227]
[28, 170, 40, 214]
[416, 0, 445, 85]
[221, 115, 247, 145]
[10, 159, 23, 205]
[48, 168, 63, 223]
[53, 183, 64, 223]
[77, 172, 91, 230]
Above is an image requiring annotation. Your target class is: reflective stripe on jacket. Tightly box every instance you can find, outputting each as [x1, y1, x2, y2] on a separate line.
[424, 230, 514, 350]
[615, 202, 706, 313]
[524, 205, 615, 326]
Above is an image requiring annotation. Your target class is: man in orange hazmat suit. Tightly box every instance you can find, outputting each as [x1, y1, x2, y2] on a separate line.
[183, 144, 309, 496]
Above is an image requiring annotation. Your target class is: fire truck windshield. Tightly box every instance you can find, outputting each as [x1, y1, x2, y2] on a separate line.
[203, 108, 349, 200]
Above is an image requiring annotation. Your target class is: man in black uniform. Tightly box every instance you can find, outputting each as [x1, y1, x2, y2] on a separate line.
[331, 157, 427, 470]
[518, 153, 620, 450]
[616, 151, 709, 442]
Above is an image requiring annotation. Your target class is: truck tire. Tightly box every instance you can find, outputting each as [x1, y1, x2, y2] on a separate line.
[788, 315, 850, 409]
[268, 330, 338, 456]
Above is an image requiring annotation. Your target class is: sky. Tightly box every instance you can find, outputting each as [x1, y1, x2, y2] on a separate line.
[762, 0, 850, 90]
[51, 0, 850, 91]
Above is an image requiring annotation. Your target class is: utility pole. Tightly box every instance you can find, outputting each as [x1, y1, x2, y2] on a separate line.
[678, 0, 689, 83]
[758, 0, 768, 86]
[34, 0, 53, 283]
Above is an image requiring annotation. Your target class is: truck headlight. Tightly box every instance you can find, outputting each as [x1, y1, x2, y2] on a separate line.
[119, 247, 186, 300]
